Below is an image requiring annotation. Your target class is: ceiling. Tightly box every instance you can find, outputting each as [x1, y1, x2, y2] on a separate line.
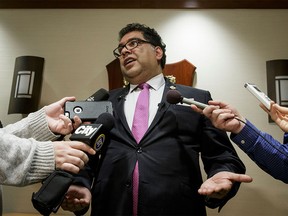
[0, 0, 288, 9]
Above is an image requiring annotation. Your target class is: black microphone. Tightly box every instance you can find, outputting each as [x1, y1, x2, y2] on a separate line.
[32, 89, 112, 216]
[70, 112, 115, 151]
[166, 90, 208, 109]
[32, 113, 115, 216]
[86, 88, 109, 101]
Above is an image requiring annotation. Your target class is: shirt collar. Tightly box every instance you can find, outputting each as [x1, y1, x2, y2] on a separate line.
[129, 73, 165, 93]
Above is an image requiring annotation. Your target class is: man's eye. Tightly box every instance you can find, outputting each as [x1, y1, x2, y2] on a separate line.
[128, 40, 137, 47]
[118, 47, 123, 53]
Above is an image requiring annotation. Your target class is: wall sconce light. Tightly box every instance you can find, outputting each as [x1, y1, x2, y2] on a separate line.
[266, 59, 288, 122]
[8, 56, 45, 114]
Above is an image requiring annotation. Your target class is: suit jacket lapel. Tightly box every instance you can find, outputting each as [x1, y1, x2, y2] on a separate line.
[145, 81, 176, 136]
[113, 86, 136, 140]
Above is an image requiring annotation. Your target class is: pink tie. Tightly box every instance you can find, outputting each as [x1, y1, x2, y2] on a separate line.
[132, 83, 150, 216]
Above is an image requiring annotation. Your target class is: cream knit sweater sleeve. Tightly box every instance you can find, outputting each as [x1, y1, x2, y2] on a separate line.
[0, 108, 58, 186]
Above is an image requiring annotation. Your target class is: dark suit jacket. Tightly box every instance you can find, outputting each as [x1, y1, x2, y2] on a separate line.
[78, 80, 246, 216]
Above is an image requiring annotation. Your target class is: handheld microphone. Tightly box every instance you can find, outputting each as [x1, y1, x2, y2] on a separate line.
[70, 112, 115, 151]
[32, 113, 115, 216]
[33, 89, 113, 215]
[86, 88, 109, 101]
[166, 90, 208, 109]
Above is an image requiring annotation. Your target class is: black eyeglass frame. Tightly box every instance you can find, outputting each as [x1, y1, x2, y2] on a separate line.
[113, 38, 154, 58]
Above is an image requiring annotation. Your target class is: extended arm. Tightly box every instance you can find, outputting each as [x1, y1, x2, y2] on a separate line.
[0, 97, 95, 186]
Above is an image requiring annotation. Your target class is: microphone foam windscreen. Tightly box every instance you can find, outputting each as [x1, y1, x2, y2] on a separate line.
[87, 88, 109, 101]
[166, 90, 182, 104]
[95, 113, 115, 131]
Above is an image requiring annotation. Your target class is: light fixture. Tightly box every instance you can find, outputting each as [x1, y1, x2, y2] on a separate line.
[8, 56, 45, 114]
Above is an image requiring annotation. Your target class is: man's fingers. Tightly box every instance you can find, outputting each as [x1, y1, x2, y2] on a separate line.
[69, 141, 96, 155]
[59, 114, 73, 131]
[59, 96, 76, 107]
[73, 115, 82, 128]
[59, 163, 81, 174]
[54, 141, 96, 173]
[228, 173, 253, 183]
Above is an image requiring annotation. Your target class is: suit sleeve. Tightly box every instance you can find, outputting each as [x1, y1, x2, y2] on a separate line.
[197, 91, 246, 210]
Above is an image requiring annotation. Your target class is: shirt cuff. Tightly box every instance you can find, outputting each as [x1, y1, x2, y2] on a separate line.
[230, 120, 260, 151]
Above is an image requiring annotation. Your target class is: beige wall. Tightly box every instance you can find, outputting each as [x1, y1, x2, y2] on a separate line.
[0, 9, 288, 215]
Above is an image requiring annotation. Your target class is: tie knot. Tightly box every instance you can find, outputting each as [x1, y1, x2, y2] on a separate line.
[138, 83, 150, 90]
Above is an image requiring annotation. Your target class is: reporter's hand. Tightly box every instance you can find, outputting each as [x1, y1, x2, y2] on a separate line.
[61, 185, 91, 212]
[53, 141, 95, 174]
[192, 101, 246, 134]
[261, 102, 288, 132]
[44, 96, 81, 135]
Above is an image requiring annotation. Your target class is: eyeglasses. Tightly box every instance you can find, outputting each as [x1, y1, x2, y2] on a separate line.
[113, 39, 153, 58]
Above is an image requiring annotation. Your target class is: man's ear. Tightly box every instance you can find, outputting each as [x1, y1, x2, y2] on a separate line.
[155, 46, 163, 61]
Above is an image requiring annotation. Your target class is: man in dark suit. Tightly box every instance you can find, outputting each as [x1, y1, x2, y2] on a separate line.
[61, 23, 252, 216]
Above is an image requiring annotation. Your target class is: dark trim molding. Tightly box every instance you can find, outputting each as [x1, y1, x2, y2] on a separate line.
[0, 0, 288, 9]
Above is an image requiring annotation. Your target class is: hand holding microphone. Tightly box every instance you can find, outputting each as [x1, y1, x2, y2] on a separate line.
[32, 88, 114, 216]
[166, 90, 246, 134]
[199, 100, 246, 134]
[66, 88, 114, 152]
[70, 112, 115, 152]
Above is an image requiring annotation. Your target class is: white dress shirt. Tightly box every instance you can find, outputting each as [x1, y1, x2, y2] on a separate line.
[124, 73, 165, 130]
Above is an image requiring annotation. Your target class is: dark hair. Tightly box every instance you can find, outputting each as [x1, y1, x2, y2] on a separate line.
[118, 23, 166, 69]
